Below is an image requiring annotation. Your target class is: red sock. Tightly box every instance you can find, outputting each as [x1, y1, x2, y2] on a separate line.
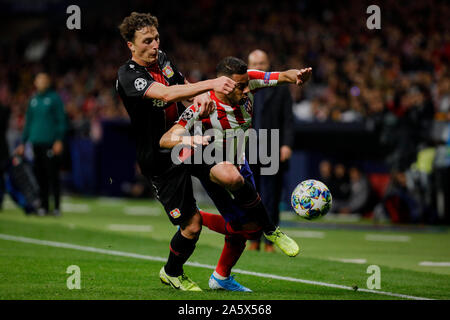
[199, 210, 227, 234]
[215, 235, 246, 278]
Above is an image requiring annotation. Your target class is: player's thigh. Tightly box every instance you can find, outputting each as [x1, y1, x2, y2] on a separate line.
[209, 161, 243, 189]
[148, 164, 198, 226]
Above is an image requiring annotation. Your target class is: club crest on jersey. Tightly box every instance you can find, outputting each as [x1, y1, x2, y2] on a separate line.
[134, 78, 147, 91]
[162, 65, 174, 78]
[169, 208, 181, 219]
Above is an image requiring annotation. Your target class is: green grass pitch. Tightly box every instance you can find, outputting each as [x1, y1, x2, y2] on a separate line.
[0, 195, 449, 300]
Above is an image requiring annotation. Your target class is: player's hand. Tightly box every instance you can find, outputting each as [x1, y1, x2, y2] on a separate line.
[14, 144, 25, 156]
[212, 76, 236, 95]
[193, 93, 215, 118]
[181, 135, 211, 148]
[280, 145, 292, 162]
[193, 135, 211, 147]
[296, 67, 312, 86]
[53, 140, 63, 155]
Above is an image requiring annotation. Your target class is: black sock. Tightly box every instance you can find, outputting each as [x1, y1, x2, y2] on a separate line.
[164, 229, 198, 277]
[230, 179, 276, 234]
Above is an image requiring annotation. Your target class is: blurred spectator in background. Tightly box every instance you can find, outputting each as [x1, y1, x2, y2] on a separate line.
[333, 166, 372, 215]
[247, 49, 294, 253]
[373, 170, 421, 224]
[0, 102, 11, 211]
[318, 160, 334, 189]
[330, 163, 351, 212]
[435, 75, 450, 120]
[381, 85, 435, 171]
[15, 73, 66, 216]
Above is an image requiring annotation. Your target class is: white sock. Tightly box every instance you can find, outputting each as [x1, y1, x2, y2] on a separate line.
[213, 271, 228, 280]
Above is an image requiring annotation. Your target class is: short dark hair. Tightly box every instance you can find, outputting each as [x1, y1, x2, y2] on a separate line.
[119, 12, 159, 42]
[216, 57, 248, 77]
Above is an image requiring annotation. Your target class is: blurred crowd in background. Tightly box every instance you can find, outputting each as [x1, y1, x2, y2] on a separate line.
[0, 0, 449, 223]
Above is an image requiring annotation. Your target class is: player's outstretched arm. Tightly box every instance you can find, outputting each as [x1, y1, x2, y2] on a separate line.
[278, 67, 312, 86]
[160, 124, 210, 149]
[145, 76, 236, 103]
[182, 80, 216, 118]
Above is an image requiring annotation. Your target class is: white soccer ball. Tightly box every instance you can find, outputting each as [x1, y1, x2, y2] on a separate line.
[291, 179, 332, 220]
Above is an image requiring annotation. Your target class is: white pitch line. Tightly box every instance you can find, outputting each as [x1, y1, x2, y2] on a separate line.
[419, 261, 450, 267]
[365, 234, 411, 242]
[0, 233, 433, 300]
[329, 258, 367, 264]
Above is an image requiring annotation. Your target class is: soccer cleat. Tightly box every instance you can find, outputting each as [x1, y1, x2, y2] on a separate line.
[159, 267, 202, 291]
[264, 227, 300, 257]
[208, 273, 252, 292]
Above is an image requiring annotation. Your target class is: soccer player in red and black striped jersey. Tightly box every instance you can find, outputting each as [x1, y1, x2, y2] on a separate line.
[160, 57, 312, 291]
[116, 12, 236, 291]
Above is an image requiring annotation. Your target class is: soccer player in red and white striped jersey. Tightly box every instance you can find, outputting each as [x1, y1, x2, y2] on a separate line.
[177, 69, 280, 135]
[164, 57, 311, 165]
[160, 57, 311, 292]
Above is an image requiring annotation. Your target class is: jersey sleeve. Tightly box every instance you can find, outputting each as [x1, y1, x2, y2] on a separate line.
[247, 69, 280, 91]
[169, 60, 186, 85]
[159, 50, 185, 85]
[176, 105, 200, 131]
[117, 67, 155, 98]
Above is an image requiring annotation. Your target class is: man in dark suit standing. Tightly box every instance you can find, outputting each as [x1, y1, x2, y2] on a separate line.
[247, 50, 294, 252]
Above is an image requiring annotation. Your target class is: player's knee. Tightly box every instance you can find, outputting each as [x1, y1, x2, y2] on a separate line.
[180, 212, 202, 239]
[210, 162, 244, 191]
[181, 223, 202, 239]
[225, 172, 244, 191]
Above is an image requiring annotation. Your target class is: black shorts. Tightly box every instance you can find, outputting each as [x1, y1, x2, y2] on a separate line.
[141, 162, 213, 226]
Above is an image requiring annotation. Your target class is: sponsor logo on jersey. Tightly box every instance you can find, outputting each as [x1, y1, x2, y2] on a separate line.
[152, 99, 166, 107]
[134, 78, 148, 91]
[169, 208, 181, 219]
[162, 65, 174, 78]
